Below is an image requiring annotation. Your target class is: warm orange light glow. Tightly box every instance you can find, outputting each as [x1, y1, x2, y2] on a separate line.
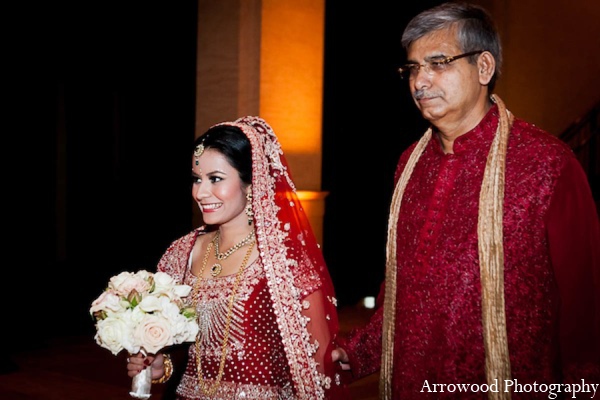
[194, 0, 327, 240]
[260, 0, 325, 190]
[297, 190, 328, 202]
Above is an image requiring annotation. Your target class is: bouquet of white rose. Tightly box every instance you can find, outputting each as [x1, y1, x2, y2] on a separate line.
[90, 270, 199, 399]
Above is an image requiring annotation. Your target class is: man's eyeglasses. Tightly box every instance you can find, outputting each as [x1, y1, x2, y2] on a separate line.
[398, 50, 484, 80]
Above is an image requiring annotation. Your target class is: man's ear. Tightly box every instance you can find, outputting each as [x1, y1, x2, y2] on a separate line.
[478, 51, 496, 86]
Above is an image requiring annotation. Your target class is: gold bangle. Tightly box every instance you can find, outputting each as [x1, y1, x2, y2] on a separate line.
[151, 353, 173, 384]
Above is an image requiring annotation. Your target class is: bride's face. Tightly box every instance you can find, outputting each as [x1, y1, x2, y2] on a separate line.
[191, 148, 249, 227]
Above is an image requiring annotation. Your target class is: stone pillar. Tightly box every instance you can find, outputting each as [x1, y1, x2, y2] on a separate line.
[195, 0, 328, 245]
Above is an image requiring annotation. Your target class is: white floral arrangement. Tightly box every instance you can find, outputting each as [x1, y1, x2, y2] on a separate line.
[90, 270, 199, 356]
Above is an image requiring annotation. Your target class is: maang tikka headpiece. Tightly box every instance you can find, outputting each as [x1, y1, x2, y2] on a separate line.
[194, 142, 205, 165]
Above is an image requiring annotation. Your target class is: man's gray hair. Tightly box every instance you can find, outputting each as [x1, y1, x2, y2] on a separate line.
[402, 2, 502, 91]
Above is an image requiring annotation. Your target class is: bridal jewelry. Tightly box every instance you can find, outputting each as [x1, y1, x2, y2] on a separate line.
[210, 230, 255, 277]
[194, 142, 205, 165]
[192, 238, 255, 396]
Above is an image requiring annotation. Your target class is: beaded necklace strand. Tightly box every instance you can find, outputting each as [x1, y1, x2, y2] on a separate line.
[191, 236, 255, 396]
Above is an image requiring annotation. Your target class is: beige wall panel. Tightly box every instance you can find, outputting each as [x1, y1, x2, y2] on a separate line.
[475, 0, 600, 135]
[196, 0, 247, 134]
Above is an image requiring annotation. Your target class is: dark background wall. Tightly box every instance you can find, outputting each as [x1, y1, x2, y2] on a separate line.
[7, 1, 200, 345]
[322, 1, 442, 307]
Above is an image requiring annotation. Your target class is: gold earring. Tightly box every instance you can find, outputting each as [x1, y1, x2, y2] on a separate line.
[245, 192, 253, 225]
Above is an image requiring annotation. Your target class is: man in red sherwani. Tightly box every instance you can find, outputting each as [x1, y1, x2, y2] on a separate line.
[333, 3, 600, 399]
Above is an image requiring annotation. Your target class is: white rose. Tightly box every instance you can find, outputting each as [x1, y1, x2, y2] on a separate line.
[153, 272, 176, 291]
[138, 294, 163, 313]
[95, 315, 133, 355]
[108, 271, 134, 290]
[154, 272, 193, 299]
[172, 283, 192, 298]
[159, 300, 198, 344]
[128, 306, 146, 326]
[133, 314, 173, 354]
[160, 298, 182, 319]
[172, 313, 199, 343]
[134, 270, 153, 281]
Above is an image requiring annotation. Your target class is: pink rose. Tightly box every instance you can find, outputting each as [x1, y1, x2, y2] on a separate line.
[90, 290, 125, 319]
[133, 314, 173, 354]
[109, 271, 152, 297]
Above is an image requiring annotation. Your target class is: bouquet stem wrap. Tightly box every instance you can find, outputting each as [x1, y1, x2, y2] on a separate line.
[130, 348, 152, 399]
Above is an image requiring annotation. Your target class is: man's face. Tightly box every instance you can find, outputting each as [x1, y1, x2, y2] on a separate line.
[406, 27, 485, 129]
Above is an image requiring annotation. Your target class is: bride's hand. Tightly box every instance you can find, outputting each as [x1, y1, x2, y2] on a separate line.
[126, 352, 160, 378]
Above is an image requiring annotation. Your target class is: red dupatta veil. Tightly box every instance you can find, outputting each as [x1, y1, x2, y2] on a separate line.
[213, 116, 344, 399]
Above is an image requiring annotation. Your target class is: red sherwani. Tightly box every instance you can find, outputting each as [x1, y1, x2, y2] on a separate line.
[341, 105, 600, 398]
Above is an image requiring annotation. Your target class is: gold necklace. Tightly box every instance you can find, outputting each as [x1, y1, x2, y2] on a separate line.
[210, 230, 255, 277]
[192, 239, 255, 396]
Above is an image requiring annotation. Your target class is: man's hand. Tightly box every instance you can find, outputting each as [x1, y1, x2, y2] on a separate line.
[331, 348, 351, 370]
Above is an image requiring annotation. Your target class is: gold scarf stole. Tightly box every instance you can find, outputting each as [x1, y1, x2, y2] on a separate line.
[380, 94, 514, 400]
